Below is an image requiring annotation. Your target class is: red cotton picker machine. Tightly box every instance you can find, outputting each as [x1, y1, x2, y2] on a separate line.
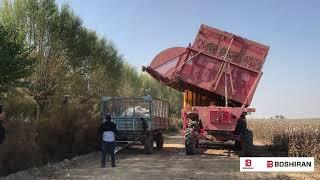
[142, 24, 270, 156]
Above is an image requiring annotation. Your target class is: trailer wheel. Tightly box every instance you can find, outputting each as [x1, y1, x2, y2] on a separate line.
[144, 134, 154, 154]
[185, 128, 196, 155]
[241, 129, 253, 156]
[155, 133, 164, 150]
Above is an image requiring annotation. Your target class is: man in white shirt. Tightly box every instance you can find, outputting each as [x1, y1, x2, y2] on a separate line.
[99, 113, 117, 167]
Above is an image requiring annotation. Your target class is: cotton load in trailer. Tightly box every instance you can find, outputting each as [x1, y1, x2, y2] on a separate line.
[101, 96, 170, 154]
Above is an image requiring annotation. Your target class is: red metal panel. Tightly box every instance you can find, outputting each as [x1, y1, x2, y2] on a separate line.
[210, 110, 231, 124]
[184, 106, 244, 131]
[149, 47, 186, 79]
[150, 47, 186, 69]
[177, 53, 222, 90]
[214, 64, 260, 105]
[144, 24, 270, 106]
[175, 51, 261, 105]
[193, 24, 269, 71]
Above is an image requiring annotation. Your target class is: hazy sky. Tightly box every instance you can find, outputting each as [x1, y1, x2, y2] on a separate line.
[56, 0, 320, 118]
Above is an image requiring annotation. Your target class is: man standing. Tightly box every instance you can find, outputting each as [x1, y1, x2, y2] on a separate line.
[99, 113, 117, 168]
[0, 112, 6, 144]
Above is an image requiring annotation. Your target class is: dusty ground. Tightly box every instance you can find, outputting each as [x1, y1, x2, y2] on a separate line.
[2, 134, 319, 180]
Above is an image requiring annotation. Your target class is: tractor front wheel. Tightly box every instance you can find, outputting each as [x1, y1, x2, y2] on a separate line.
[185, 128, 196, 155]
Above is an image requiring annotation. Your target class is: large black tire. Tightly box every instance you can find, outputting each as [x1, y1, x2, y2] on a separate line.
[234, 140, 242, 150]
[241, 129, 253, 156]
[144, 134, 154, 154]
[235, 118, 247, 134]
[185, 128, 196, 155]
[234, 116, 247, 150]
[155, 132, 164, 150]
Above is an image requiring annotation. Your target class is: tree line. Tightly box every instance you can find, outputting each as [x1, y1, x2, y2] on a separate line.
[0, 0, 182, 175]
[0, 0, 182, 117]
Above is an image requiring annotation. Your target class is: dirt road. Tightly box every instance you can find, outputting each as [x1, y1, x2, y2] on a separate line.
[3, 134, 319, 180]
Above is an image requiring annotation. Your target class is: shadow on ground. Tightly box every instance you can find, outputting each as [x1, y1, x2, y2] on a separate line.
[2, 135, 307, 180]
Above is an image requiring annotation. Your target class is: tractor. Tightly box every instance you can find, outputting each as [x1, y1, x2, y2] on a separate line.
[143, 24, 270, 156]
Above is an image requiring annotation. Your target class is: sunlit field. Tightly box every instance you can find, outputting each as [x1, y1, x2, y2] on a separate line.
[248, 119, 320, 162]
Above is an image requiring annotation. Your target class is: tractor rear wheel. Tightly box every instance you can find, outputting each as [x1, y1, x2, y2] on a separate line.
[234, 116, 247, 151]
[144, 134, 154, 154]
[235, 118, 247, 134]
[185, 128, 196, 155]
[234, 140, 242, 150]
[155, 132, 164, 150]
[241, 129, 253, 156]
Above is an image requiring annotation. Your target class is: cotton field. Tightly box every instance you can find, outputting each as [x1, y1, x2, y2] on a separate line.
[248, 119, 320, 162]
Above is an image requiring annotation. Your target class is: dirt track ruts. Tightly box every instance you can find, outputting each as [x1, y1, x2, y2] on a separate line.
[2, 134, 319, 180]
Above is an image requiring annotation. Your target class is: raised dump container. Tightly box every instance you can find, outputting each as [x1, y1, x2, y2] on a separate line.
[143, 24, 270, 107]
[101, 96, 170, 154]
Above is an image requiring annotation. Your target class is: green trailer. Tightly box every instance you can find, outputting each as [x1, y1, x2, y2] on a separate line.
[101, 96, 170, 154]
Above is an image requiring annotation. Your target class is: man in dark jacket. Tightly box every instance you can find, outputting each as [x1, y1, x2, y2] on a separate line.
[99, 113, 117, 168]
[0, 112, 5, 144]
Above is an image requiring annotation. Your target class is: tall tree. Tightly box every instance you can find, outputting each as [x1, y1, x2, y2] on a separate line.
[0, 0, 181, 116]
[0, 0, 124, 111]
[0, 22, 34, 95]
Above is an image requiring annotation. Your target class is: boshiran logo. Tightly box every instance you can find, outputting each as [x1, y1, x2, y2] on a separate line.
[245, 159, 251, 166]
[266, 160, 312, 168]
[243, 159, 254, 169]
[240, 157, 314, 172]
[267, 160, 273, 168]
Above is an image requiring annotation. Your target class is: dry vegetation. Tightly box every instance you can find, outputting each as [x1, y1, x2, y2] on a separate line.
[0, 100, 101, 176]
[0, 0, 182, 176]
[248, 119, 320, 162]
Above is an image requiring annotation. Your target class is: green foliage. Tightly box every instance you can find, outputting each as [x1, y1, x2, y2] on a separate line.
[0, 0, 183, 176]
[0, 22, 35, 94]
[166, 117, 183, 133]
[0, 0, 181, 114]
[0, 0, 124, 111]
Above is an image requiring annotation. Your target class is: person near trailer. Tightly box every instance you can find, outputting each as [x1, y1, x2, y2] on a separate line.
[99, 113, 118, 168]
[141, 118, 148, 131]
[0, 111, 6, 144]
